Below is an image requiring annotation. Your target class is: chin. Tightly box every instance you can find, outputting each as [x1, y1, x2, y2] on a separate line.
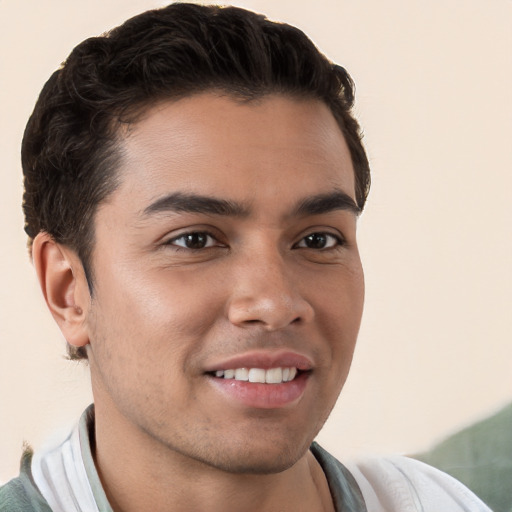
[203, 444, 307, 475]
[173, 431, 312, 476]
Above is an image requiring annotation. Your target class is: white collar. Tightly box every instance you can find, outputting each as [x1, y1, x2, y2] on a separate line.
[31, 405, 110, 512]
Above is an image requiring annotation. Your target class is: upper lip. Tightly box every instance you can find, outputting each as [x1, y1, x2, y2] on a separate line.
[203, 350, 314, 373]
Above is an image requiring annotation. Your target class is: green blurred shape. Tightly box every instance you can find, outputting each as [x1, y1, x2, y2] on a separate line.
[416, 403, 512, 512]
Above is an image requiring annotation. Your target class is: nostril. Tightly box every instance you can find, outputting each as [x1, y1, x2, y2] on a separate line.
[228, 292, 314, 330]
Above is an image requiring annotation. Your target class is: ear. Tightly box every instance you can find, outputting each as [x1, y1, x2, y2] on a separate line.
[32, 232, 90, 349]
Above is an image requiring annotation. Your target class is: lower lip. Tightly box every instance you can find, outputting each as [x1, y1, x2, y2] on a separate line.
[207, 372, 310, 409]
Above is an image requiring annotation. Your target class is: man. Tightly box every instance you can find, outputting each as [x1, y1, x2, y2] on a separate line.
[0, 4, 490, 511]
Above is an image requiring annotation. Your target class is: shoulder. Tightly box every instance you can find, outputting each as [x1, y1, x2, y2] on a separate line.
[345, 455, 492, 512]
[0, 450, 52, 512]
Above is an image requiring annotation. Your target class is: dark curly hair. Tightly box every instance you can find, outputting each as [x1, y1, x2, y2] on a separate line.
[22, 3, 370, 359]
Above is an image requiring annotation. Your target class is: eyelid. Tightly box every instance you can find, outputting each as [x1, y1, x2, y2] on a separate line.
[164, 229, 225, 249]
[293, 230, 345, 249]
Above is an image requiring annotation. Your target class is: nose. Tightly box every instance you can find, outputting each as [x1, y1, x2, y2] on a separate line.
[227, 249, 314, 331]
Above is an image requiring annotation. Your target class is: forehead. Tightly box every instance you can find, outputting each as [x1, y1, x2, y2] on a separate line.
[112, 93, 355, 211]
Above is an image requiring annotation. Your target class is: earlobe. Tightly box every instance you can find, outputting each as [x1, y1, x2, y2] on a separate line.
[32, 232, 90, 348]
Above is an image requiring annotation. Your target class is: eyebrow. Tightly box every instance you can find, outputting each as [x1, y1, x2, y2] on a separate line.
[142, 188, 360, 219]
[293, 189, 361, 217]
[142, 192, 250, 217]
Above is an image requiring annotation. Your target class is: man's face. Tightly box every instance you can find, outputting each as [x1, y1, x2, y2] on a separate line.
[84, 93, 364, 473]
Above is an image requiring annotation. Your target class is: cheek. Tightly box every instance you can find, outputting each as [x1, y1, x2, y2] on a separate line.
[314, 264, 364, 367]
[142, 268, 227, 339]
[89, 264, 226, 362]
[317, 261, 364, 323]
[85, 268, 218, 414]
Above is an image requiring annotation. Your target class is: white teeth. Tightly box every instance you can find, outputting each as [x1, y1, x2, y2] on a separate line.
[265, 367, 283, 384]
[248, 368, 266, 383]
[214, 367, 299, 384]
[234, 368, 249, 381]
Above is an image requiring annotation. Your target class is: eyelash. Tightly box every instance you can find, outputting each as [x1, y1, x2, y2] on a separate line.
[166, 231, 222, 250]
[294, 232, 344, 250]
[165, 230, 344, 251]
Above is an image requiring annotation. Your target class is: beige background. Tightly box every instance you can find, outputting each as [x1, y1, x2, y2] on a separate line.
[1, 0, 511, 483]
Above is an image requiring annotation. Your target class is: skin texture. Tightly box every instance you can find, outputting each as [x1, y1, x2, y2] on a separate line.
[34, 93, 364, 512]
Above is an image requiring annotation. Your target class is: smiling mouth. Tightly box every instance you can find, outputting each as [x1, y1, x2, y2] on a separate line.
[208, 367, 304, 384]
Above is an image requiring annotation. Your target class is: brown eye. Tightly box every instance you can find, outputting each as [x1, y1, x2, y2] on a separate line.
[296, 233, 341, 250]
[170, 232, 217, 249]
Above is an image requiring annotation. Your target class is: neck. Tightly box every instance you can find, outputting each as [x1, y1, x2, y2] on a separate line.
[92, 402, 334, 512]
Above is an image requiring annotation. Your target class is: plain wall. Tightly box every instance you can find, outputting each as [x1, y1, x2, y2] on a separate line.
[1, 0, 511, 482]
